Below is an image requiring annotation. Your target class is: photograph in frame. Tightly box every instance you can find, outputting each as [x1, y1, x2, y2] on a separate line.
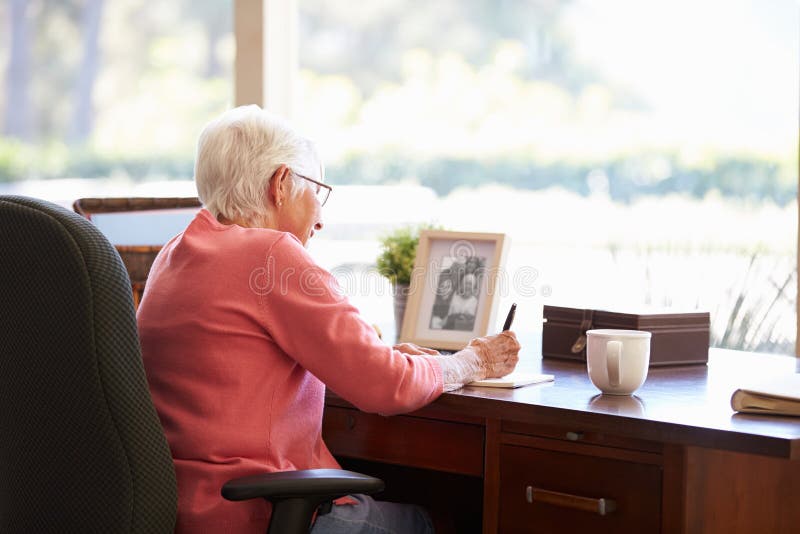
[400, 230, 508, 351]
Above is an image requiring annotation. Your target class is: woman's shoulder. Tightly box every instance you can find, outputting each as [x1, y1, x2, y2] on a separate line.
[184, 215, 321, 272]
[256, 231, 330, 277]
[267, 231, 309, 259]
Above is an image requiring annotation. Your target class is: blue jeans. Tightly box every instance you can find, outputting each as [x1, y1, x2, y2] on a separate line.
[310, 494, 434, 534]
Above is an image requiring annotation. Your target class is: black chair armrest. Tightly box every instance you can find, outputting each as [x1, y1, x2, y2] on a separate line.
[221, 469, 384, 534]
[221, 468, 384, 502]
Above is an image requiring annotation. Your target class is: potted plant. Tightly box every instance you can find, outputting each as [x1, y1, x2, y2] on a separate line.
[376, 224, 439, 340]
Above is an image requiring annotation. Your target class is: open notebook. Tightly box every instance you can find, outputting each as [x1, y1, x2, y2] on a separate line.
[469, 372, 555, 389]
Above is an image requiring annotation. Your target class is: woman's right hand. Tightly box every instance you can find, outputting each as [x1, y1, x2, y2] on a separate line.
[465, 331, 521, 380]
[437, 331, 521, 391]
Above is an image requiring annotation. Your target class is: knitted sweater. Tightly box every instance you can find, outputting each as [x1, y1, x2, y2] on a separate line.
[138, 209, 443, 533]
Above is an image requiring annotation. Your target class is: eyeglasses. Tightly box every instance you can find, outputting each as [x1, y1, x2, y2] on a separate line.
[293, 172, 332, 206]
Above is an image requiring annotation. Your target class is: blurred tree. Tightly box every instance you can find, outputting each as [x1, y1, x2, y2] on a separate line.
[179, 0, 232, 79]
[32, 1, 82, 140]
[4, 0, 32, 140]
[70, 0, 105, 144]
[297, 0, 595, 97]
[1, 0, 231, 146]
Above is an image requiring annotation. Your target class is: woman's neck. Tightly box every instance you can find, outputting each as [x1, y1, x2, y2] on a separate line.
[216, 212, 277, 230]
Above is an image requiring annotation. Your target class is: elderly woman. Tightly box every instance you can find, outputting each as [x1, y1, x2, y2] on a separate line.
[137, 105, 520, 534]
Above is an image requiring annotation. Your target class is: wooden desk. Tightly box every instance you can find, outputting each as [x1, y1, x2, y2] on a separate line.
[323, 349, 800, 533]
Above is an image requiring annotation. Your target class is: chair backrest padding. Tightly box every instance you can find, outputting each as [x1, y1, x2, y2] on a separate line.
[0, 196, 176, 533]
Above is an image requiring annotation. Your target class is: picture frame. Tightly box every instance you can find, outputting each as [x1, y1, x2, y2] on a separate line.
[399, 230, 509, 351]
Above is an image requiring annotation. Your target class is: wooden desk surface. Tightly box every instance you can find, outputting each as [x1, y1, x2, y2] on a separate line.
[441, 348, 800, 458]
[329, 348, 800, 459]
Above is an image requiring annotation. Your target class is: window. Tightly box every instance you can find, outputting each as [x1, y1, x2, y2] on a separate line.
[0, 0, 233, 205]
[3, 0, 796, 353]
[294, 0, 798, 352]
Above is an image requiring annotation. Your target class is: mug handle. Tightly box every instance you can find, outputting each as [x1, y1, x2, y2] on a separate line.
[606, 340, 622, 387]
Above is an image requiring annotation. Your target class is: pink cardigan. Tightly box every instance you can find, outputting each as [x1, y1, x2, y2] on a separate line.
[137, 209, 443, 533]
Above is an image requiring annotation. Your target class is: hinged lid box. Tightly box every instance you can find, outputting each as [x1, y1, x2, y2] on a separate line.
[542, 305, 710, 366]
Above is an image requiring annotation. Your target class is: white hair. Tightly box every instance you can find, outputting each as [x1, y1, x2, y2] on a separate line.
[194, 105, 324, 224]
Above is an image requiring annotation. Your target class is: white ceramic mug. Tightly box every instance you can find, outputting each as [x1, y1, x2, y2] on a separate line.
[586, 329, 651, 395]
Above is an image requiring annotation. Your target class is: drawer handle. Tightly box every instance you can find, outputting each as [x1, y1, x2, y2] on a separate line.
[525, 486, 617, 516]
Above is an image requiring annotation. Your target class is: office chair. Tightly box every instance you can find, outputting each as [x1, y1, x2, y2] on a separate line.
[0, 195, 383, 534]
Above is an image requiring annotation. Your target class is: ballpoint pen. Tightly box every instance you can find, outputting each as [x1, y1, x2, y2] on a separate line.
[502, 303, 517, 332]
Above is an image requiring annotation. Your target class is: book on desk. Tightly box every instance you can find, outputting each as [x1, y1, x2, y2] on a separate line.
[731, 373, 800, 416]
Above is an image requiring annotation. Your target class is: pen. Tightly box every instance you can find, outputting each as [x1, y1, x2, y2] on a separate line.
[502, 303, 517, 332]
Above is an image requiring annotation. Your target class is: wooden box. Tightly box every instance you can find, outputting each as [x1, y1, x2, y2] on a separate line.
[542, 305, 710, 366]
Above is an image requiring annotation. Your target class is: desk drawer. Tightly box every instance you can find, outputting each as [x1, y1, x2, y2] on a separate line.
[322, 406, 484, 476]
[502, 420, 662, 454]
[498, 444, 661, 534]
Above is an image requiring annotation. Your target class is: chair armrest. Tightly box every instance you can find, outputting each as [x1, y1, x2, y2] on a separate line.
[221, 468, 384, 502]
